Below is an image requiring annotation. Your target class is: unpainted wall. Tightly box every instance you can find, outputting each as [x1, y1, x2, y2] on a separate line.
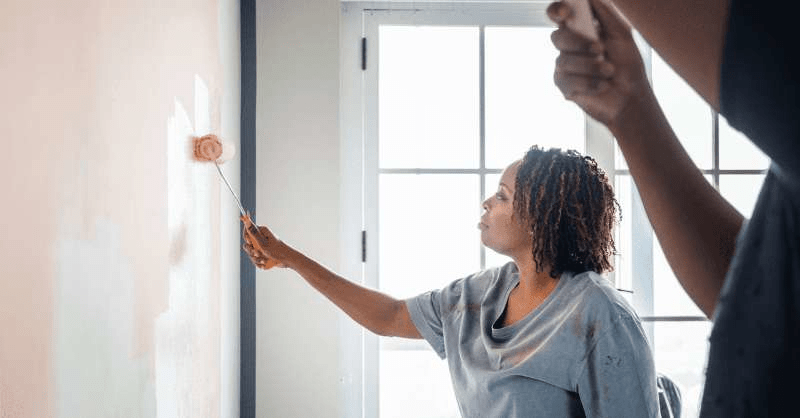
[0, 0, 240, 416]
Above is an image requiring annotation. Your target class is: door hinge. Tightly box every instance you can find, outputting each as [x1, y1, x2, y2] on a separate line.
[361, 230, 367, 262]
[361, 37, 367, 70]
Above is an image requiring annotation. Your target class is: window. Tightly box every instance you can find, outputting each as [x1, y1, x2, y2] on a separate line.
[340, 3, 769, 418]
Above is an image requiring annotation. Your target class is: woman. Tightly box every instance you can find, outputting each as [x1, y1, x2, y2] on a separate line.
[243, 146, 660, 417]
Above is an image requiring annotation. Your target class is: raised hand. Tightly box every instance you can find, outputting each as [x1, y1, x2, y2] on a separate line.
[241, 215, 287, 269]
[548, 0, 651, 129]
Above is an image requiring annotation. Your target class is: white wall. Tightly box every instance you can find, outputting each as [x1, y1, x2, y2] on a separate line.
[218, 2, 243, 417]
[0, 0, 240, 416]
[255, 0, 344, 417]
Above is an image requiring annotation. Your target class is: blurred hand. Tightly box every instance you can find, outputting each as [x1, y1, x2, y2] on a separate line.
[548, 0, 651, 128]
[241, 215, 287, 269]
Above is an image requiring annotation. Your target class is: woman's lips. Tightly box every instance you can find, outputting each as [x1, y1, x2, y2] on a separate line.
[478, 222, 488, 230]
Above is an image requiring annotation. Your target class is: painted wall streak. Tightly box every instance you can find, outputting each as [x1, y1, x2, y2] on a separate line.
[0, 0, 239, 417]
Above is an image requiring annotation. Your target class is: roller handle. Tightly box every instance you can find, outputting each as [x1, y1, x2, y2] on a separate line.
[241, 212, 280, 270]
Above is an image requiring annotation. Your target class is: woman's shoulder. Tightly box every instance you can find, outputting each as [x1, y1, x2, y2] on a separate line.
[448, 261, 517, 300]
[564, 271, 641, 324]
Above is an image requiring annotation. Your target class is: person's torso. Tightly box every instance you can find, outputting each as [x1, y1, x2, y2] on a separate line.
[440, 263, 638, 417]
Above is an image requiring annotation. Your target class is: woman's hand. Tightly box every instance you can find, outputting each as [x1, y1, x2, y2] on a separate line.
[548, 0, 651, 129]
[241, 215, 288, 269]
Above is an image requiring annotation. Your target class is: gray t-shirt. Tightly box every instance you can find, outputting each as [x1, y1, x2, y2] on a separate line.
[405, 262, 660, 418]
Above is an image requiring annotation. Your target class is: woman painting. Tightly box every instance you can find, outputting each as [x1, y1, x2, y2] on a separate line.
[243, 146, 659, 417]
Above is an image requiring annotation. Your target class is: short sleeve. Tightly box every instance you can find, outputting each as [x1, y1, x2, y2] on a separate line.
[576, 313, 661, 418]
[405, 289, 447, 359]
[404, 277, 471, 359]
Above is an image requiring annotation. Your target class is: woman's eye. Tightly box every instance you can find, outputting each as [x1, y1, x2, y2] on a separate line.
[495, 193, 505, 201]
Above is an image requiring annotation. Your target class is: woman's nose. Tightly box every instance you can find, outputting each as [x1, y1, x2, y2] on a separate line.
[482, 197, 491, 211]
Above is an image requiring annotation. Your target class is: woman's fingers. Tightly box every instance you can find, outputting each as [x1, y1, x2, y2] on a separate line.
[244, 225, 270, 249]
[242, 243, 258, 260]
[550, 5, 612, 100]
[242, 236, 279, 270]
[241, 224, 268, 251]
[546, 1, 572, 25]
[551, 26, 603, 55]
[587, 0, 630, 35]
[556, 52, 615, 77]
[242, 241, 263, 259]
[243, 224, 258, 242]
[554, 69, 611, 98]
[239, 217, 285, 269]
[242, 244, 269, 268]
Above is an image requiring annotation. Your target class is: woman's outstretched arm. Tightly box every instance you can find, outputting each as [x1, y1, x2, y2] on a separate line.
[242, 220, 422, 338]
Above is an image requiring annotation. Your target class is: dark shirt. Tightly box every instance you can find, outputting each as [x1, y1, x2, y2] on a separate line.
[701, 0, 800, 415]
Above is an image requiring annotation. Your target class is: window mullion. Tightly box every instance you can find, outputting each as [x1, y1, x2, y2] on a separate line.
[712, 109, 720, 188]
[479, 25, 486, 271]
[630, 38, 655, 347]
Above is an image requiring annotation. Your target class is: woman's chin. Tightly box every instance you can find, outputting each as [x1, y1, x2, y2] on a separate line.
[480, 239, 498, 254]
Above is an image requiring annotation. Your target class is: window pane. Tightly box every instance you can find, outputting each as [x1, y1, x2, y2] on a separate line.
[653, 321, 712, 418]
[380, 350, 460, 418]
[379, 174, 481, 298]
[654, 239, 707, 317]
[613, 175, 634, 292]
[379, 26, 479, 169]
[719, 174, 767, 218]
[719, 115, 770, 170]
[484, 174, 513, 268]
[652, 52, 712, 169]
[615, 140, 628, 170]
[485, 27, 584, 169]
[618, 174, 710, 317]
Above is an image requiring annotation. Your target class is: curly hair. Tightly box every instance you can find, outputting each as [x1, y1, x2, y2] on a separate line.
[513, 146, 620, 278]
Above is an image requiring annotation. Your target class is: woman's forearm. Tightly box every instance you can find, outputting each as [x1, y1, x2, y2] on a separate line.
[281, 244, 419, 338]
[609, 89, 743, 318]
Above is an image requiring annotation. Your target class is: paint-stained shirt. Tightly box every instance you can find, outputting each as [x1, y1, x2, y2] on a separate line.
[405, 262, 660, 418]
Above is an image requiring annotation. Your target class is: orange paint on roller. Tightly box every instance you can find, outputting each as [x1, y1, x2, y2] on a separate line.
[192, 134, 236, 163]
[192, 134, 278, 269]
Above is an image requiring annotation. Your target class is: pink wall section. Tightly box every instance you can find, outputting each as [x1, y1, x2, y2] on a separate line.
[0, 1, 237, 416]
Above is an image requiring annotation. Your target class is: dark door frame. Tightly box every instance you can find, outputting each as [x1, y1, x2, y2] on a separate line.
[240, 0, 257, 416]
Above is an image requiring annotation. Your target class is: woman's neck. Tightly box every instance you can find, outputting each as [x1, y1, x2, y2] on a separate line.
[499, 257, 560, 328]
[512, 255, 559, 300]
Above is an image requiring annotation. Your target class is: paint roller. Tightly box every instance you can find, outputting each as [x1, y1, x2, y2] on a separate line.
[192, 134, 280, 269]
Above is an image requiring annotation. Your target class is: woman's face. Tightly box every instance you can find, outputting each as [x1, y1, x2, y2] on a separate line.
[479, 160, 531, 257]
